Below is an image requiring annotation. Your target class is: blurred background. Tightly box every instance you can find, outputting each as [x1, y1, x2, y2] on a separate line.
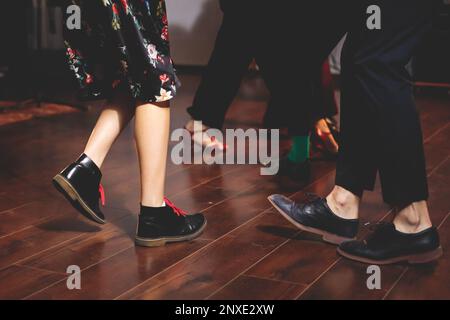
[0, 0, 449, 125]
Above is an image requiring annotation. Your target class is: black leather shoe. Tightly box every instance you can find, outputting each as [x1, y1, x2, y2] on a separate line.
[52, 154, 105, 224]
[338, 222, 443, 265]
[277, 158, 311, 182]
[268, 194, 359, 244]
[135, 198, 207, 247]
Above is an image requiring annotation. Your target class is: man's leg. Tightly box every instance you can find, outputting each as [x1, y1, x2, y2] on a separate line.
[269, 1, 443, 263]
[333, 0, 442, 264]
[186, 9, 254, 129]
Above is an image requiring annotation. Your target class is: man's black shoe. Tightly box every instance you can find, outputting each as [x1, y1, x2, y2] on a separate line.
[135, 199, 207, 247]
[53, 153, 106, 224]
[268, 194, 359, 245]
[338, 222, 443, 265]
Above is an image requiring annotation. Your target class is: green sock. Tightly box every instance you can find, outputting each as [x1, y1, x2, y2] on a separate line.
[288, 136, 310, 163]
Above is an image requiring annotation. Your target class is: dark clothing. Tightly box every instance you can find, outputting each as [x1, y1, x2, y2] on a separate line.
[193, 0, 435, 206]
[334, 0, 434, 205]
[63, 0, 178, 103]
[188, 1, 329, 135]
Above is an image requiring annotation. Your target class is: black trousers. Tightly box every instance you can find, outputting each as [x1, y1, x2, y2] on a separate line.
[188, 1, 326, 135]
[192, 0, 434, 205]
[333, 0, 435, 205]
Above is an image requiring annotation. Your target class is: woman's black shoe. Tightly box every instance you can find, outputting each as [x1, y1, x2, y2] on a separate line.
[135, 198, 207, 247]
[338, 222, 443, 265]
[277, 157, 311, 182]
[268, 194, 359, 245]
[52, 154, 106, 224]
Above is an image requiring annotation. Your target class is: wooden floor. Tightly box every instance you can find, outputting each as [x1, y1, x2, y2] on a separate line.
[0, 74, 449, 300]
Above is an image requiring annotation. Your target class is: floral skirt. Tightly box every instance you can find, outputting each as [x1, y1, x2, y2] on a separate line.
[64, 0, 178, 103]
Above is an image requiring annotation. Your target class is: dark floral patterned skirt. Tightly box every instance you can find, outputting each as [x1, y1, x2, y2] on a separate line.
[64, 0, 179, 103]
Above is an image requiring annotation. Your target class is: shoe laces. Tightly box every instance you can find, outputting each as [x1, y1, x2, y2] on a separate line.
[99, 184, 106, 206]
[293, 193, 321, 211]
[164, 197, 187, 217]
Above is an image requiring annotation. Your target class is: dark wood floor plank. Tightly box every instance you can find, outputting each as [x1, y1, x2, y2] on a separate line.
[120, 211, 299, 300]
[209, 275, 307, 300]
[19, 215, 136, 273]
[26, 239, 209, 300]
[0, 265, 65, 300]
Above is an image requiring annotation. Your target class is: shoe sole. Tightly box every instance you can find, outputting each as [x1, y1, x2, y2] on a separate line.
[52, 174, 106, 225]
[268, 196, 354, 245]
[337, 246, 443, 265]
[135, 220, 207, 247]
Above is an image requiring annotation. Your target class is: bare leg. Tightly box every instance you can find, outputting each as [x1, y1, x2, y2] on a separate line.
[185, 119, 226, 150]
[326, 186, 360, 219]
[326, 186, 433, 234]
[134, 101, 170, 207]
[84, 91, 135, 168]
[393, 201, 432, 233]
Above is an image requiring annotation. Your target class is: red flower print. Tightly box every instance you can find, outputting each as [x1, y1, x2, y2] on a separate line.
[162, 14, 168, 26]
[112, 3, 119, 15]
[160, 74, 169, 84]
[67, 48, 75, 59]
[161, 26, 169, 41]
[85, 73, 94, 84]
[120, 0, 128, 12]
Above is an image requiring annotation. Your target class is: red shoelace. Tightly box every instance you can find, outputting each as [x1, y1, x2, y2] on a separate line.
[164, 197, 187, 217]
[99, 184, 106, 206]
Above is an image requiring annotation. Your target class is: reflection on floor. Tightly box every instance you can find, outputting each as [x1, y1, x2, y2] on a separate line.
[0, 74, 449, 300]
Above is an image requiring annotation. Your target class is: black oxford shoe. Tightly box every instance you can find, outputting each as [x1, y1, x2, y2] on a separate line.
[135, 198, 207, 247]
[338, 222, 443, 265]
[53, 154, 106, 224]
[268, 194, 359, 245]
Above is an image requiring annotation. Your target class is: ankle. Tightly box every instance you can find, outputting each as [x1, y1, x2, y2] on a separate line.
[82, 151, 104, 169]
[186, 119, 208, 132]
[393, 201, 432, 233]
[326, 187, 359, 220]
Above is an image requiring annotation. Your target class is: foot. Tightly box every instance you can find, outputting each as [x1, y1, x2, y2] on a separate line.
[185, 119, 226, 150]
[312, 118, 339, 157]
[135, 198, 207, 247]
[338, 222, 442, 265]
[277, 157, 311, 182]
[52, 153, 106, 224]
[268, 194, 359, 245]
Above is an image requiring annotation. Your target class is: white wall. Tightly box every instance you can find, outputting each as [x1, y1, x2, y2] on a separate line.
[35, 0, 223, 66]
[167, 0, 223, 66]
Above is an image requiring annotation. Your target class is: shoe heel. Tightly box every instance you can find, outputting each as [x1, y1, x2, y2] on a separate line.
[135, 237, 167, 248]
[322, 233, 353, 245]
[53, 174, 78, 202]
[408, 247, 443, 264]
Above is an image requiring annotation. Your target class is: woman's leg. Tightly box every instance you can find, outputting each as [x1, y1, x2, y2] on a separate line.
[133, 101, 207, 247]
[84, 91, 135, 168]
[53, 91, 135, 224]
[134, 102, 170, 207]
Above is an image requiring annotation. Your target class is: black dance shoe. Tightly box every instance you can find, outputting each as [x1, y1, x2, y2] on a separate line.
[53, 154, 106, 224]
[277, 157, 311, 182]
[135, 198, 207, 247]
[338, 222, 443, 265]
[268, 194, 359, 244]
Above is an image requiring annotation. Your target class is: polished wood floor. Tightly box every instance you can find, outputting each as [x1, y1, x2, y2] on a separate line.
[0, 75, 449, 300]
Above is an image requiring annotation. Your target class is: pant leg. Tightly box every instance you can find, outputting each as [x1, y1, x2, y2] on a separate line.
[255, 0, 349, 136]
[336, 0, 436, 204]
[187, 10, 254, 129]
